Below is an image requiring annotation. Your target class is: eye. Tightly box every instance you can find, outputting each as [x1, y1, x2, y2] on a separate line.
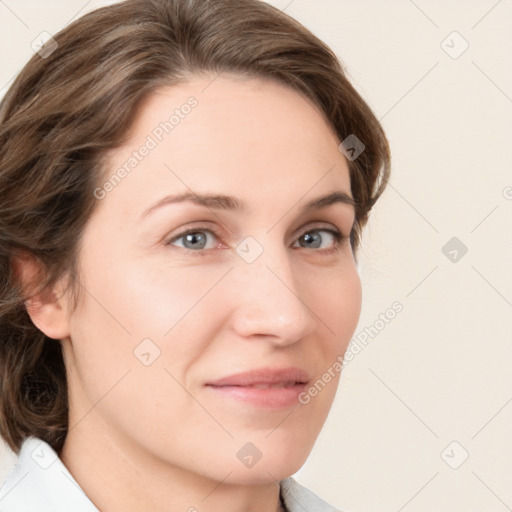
[292, 227, 346, 254]
[167, 227, 223, 252]
[165, 224, 349, 256]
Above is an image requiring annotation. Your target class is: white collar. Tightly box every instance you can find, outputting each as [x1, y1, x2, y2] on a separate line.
[0, 436, 341, 511]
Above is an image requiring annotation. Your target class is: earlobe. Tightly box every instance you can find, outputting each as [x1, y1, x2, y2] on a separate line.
[25, 289, 70, 341]
[13, 252, 71, 341]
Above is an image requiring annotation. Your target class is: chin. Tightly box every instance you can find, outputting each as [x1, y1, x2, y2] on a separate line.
[213, 438, 314, 486]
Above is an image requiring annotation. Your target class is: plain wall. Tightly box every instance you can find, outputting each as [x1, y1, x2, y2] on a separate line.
[1, 1, 511, 511]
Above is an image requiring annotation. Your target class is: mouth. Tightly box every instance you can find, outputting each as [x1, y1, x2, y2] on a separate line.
[204, 367, 310, 409]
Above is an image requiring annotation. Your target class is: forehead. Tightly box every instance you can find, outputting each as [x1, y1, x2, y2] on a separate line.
[97, 74, 351, 219]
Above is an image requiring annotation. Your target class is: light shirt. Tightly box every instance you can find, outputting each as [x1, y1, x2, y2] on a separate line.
[0, 436, 343, 511]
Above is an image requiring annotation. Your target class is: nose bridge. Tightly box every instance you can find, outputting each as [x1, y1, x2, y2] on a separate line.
[230, 234, 316, 342]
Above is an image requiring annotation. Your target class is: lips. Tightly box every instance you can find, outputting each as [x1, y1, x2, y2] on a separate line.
[204, 367, 310, 409]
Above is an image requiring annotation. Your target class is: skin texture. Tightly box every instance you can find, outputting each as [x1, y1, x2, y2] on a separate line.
[23, 74, 362, 512]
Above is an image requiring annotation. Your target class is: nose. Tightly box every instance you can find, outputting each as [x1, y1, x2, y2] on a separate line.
[229, 241, 318, 346]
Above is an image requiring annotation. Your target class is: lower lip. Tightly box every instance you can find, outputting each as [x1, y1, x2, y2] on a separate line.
[205, 383, 307, 409]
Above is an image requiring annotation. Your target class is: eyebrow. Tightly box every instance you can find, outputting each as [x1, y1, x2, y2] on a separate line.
[139, 190, 356, 220]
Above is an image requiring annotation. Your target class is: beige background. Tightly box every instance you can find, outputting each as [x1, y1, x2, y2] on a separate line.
[1, 1, 511, 511]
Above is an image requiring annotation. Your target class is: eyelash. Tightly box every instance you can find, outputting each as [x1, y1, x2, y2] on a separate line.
[165, 224, 349, 257]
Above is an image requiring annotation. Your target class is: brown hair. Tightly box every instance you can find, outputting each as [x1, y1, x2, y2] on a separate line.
[0, 0, 390, 455]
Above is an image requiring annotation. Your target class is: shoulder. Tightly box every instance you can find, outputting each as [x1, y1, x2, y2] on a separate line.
[280, 476, 350, 512]
[0, 436, 98, 512]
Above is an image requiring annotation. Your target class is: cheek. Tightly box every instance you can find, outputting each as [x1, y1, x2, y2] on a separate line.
[65, 258, 214, 447]
[77, 251, 225, 343]
[308, 264, 362, 352]
[67, 258, 235, 422]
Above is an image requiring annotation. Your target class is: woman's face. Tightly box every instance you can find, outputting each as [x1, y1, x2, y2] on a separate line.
[60, 74, 362, 483]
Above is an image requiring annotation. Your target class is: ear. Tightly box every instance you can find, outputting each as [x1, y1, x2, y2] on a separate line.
[12, 252, 71, 341]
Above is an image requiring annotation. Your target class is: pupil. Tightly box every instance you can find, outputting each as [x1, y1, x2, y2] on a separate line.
[186, 232, 205, 249]
[303, 232, 320, 248]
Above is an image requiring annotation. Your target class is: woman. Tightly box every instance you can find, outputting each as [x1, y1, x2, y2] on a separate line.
[0, 0, 390, 510]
